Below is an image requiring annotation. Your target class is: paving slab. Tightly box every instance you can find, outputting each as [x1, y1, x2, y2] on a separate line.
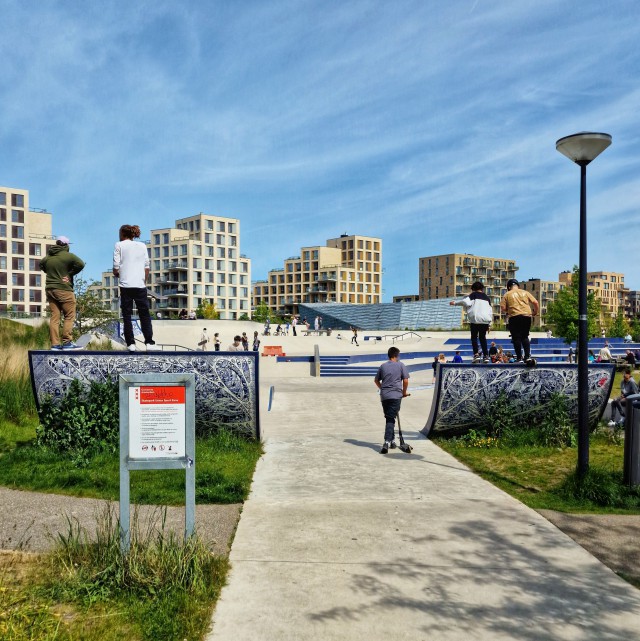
[207, 374, 640, 640]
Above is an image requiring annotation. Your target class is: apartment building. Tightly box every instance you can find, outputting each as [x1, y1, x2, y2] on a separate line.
[626, 291, 640, 320]
[253, 234, 382, 317]
[92, 271, 120, 313]
[588, 271, 627, 321]
[92, 213, 251, 320]
[418, 253, 518, 322]
[0, 185, 53, 315]
[520, 278, 564, 327]
[558, 269, 628, 323]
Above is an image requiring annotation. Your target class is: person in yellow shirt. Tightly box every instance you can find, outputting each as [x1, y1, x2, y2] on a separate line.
[500, 279, 539, 364]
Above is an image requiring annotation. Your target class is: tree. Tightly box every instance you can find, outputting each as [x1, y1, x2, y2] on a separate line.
[74, 277, 117, 335]
[545, 266, 600, 344]
[252, 301, 271, 323]
[608, 309, 630, 338]
[196, 300, 220, 320]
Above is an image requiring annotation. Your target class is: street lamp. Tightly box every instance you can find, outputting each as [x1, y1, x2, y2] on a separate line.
[556, 132, 612, 477]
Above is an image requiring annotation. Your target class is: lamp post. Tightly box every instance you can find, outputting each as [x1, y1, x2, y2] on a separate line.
[556, 132, 612, 477]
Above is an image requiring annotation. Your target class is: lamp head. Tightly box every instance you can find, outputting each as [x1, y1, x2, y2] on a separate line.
[556, 132, 612, 165]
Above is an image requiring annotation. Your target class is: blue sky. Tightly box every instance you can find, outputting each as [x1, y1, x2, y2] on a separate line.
[2, 0, 640, 298]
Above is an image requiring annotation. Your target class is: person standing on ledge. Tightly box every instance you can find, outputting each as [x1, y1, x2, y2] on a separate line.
[450, 281, 493, 363]
[500, 279, 539, 365]
[40, 235, 85, 350]
[113, 224, 154, 352]
[374, 346, 410, 454]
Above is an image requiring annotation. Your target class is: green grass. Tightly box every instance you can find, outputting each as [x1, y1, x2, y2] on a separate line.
[1, 507, 230, 641]
[436, 431, 640, 513]
[0, 425, 263, 504]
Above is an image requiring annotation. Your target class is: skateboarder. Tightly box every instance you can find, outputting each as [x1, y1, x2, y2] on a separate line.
[500, 279, 539, 365]
[374, 346, 409, 454]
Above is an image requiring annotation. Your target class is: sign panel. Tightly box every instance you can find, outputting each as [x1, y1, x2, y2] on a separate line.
[128, 385, 186, 458]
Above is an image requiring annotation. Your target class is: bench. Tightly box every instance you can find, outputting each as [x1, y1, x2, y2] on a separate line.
[303, 329, 332, 336]
[263, 345, 286, 357]
[421, 362, 615, 438]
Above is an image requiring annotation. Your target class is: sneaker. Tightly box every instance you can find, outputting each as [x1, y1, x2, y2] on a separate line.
[617, 419, 626, 427]
[128, 344, 137, 352]
[50, 344, 63, 351]
[525, 357, 536, 366]
[608, 420, 616, 427]
[482, 357, 490, 363]
[380, 442, 390, 454]
[389, 441, 397, 449]
[61, 342, 80, 350]
[515, 359, 524, 364]
[472, 354, 481, 363]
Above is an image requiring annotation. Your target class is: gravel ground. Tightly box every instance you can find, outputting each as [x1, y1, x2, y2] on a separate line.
[0, 487, 241, 556]
[538, 509, 640, 583]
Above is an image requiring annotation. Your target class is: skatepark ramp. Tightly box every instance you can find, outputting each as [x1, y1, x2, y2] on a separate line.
[421, 362, 615, 438]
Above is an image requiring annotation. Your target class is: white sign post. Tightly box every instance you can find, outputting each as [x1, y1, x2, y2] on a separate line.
[119, 373, 196, 553]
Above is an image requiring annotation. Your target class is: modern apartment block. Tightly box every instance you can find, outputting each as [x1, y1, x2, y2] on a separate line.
[626, 291, 640, 320]
[91, 271, 120, 314]
[520, 278, 564, 327]
[253, 234, 382, 317]
[418, 253, 518, 322]
[557, 269, 628, 323]
[92, 213, 251, 320]
[148, 213, 251, 320]
[588, 271, 627, 322]
[0, 185, 53, 315]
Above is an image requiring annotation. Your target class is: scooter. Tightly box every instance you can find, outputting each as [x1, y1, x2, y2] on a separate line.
[397, 413, 413, 454]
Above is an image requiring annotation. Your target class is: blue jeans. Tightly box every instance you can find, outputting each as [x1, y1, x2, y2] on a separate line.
[381, 398, 402, 442]
[120, 287, 153, 346]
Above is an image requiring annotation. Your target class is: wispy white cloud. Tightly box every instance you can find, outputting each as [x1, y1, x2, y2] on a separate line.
[1, 0, 639, 297]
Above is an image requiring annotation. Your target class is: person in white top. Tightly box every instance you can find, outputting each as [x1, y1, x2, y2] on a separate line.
[113, 224, 154, 351]
[227, 335, 243, 351]
[199, 328, 209, 351]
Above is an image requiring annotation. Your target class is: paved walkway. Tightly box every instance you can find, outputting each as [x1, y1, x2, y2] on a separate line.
[207, 374, 640, 641]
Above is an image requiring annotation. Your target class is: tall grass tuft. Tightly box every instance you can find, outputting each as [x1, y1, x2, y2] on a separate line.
[48, 505, 228, 640]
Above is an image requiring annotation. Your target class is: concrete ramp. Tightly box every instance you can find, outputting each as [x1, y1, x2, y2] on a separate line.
[422, 363, 615, 438]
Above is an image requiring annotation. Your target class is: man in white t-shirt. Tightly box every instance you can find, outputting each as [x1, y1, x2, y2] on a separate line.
[113, 224, 154, 352]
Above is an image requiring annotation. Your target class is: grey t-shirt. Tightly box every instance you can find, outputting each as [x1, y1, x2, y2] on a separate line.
[375, 360, 409, 400]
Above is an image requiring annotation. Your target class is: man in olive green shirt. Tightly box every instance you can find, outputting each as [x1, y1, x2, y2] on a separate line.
[40, 236, 85, 350]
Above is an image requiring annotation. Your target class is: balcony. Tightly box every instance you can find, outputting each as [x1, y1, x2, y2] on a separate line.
[157, 276, 179, 285]
[163, 288, 188, 296]
[164, 261, 188, 270]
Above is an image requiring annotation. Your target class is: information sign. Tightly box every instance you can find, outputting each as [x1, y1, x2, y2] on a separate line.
[128, 385, 186, 458]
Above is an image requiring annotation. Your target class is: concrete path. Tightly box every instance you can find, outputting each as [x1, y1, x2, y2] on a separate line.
[208, 372, 640, 641]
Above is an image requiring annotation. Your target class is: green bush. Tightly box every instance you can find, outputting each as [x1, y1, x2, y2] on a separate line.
[36, 378, 119, 464]
[473, 392, 576, 448]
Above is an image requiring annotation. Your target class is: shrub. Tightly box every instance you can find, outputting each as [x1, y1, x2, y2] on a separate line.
[474, 392, 576, 448]
[36, 378, 119, 464]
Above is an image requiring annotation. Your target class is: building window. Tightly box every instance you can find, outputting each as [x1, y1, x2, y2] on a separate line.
[12, 241, 24, 254]
[28, 243, 41, 256]
[0, 257, 6, 269]
[0, 224, 5, 237]
[0, 208, 5, 221]
[29, 274, 41, 288]
[11, 210, 24, 223]
[11, 194, 24, 207]
[12, 257, 24, 270]
[0, 192, 5, 206]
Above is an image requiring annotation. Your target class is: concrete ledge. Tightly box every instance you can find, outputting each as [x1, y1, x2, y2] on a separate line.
[422, 363, 615, 438]
[28, 350, 260, 438]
